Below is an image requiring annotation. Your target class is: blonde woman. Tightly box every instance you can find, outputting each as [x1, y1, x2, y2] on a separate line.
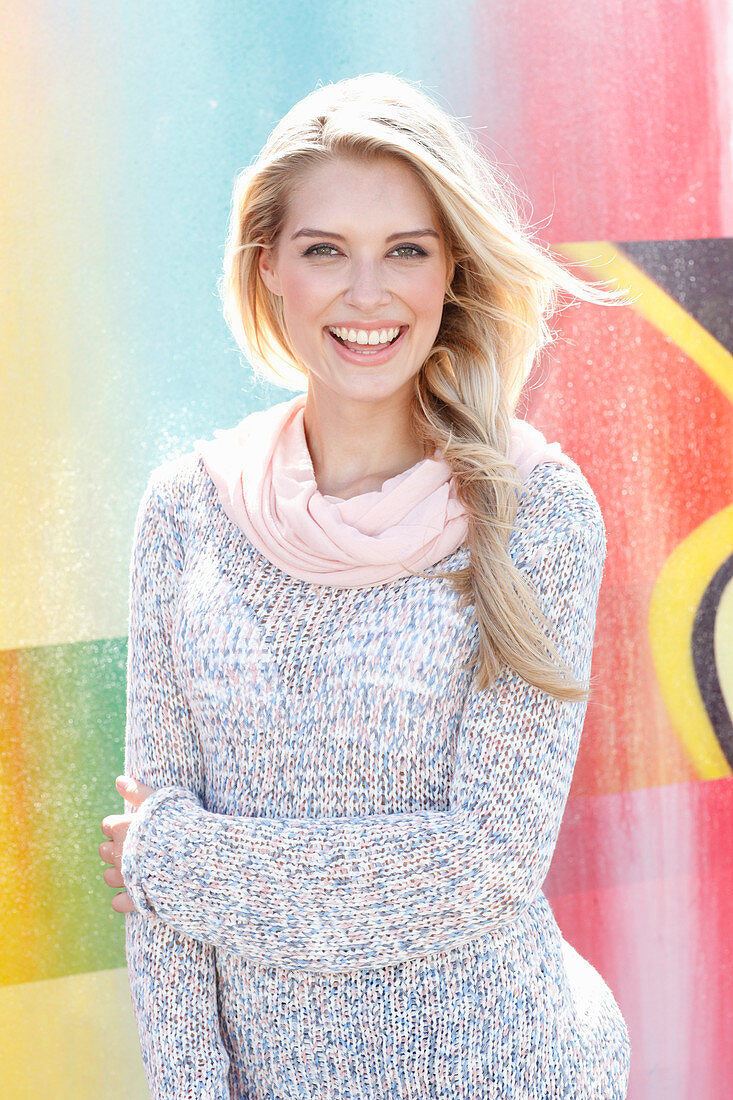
[99, 73, 631, 1098]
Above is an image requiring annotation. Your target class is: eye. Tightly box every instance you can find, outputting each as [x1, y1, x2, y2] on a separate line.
[302, 244, 340, 257]
[301, 243, 429, 259]
[390, 244, 427, 258]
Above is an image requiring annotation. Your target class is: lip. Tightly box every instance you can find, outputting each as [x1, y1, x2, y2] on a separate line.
[327, 322, 407, 331]
[325, 324, 408, 365]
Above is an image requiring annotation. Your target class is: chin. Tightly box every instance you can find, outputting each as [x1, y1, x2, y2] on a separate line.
[338, 370, 418, 394]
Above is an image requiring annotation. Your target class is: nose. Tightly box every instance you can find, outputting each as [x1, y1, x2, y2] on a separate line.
[342, 258, 392, 312]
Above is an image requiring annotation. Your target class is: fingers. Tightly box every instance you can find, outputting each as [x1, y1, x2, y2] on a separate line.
[111, 889, 136, 914]
[100, 814, 132, 867]
[99, 839, 123, 882]
[116, 775, 156, 805]
[101, 814, 128, 837]
[99, 819, 131, 869]
[100, 845, 129, 906]
[103, 866, 125, 888]
[99, 839, 115, 863]
[99, 805, 137, 913]
[100, 856, 135, 911]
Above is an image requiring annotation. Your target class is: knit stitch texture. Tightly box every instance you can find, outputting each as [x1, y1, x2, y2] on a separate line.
[120, 450, 631, 1099]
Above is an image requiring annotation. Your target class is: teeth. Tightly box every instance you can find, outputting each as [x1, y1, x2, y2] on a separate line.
[328, 326, 401, 346]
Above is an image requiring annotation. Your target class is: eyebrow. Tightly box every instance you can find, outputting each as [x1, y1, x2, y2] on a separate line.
[290, 227, 440, 243]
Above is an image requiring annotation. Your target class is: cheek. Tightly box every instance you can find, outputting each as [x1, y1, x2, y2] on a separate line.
[411, 269, 447, 318]
[279, 272, 323, 328]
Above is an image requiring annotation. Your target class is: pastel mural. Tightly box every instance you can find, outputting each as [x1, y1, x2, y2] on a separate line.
[1, 2, 730, 1097]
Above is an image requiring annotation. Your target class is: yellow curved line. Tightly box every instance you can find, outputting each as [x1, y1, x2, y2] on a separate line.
[556, 241, 733, 403]
[647, 506, 733, 778]
[557, 242, 733, 778]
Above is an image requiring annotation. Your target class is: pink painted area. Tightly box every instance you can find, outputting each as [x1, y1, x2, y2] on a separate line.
[526, 298, 733, 795]
[546, 777, 733, 1098]
[472, 0, 728, 241]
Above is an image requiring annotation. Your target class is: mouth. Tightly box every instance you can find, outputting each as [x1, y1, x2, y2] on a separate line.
[325, 325, 408, 363]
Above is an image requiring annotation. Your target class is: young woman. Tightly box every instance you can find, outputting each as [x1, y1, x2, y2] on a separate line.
[99, 73, 631, 1098]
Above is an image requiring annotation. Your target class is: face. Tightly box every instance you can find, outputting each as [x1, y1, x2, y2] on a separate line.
[258, 154, 454, 409]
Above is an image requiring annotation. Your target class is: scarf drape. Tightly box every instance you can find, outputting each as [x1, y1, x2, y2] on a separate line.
[194, 391, 578, 587]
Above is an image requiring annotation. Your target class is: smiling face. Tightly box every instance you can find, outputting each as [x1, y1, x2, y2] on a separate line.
[258, 153, 454, 409]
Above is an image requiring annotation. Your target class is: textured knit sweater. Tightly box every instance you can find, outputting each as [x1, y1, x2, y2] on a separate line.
[120, 449, 631, 1100]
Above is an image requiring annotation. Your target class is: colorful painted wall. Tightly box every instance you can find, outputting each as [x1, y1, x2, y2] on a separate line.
[1, 3, 730, 1096]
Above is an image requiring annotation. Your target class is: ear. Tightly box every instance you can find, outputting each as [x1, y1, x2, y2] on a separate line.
[258, 244, 283, 296]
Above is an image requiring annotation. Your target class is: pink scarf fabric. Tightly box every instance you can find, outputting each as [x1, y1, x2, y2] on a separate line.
[193, 392, 578, 588]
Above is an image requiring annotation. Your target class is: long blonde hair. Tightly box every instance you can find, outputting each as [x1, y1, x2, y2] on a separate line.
[218, 73, 628, 701]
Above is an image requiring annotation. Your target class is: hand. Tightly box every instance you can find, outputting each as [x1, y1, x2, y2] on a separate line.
[100, 776, 156, 913]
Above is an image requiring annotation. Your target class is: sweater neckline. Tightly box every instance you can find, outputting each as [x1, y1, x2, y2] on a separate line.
[193, 392, 579, 589]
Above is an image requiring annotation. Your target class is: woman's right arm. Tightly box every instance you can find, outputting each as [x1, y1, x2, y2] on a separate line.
[123, 468, 232, 1098]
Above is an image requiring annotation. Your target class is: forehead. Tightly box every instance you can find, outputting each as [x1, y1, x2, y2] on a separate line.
[285, 155, 438, 226]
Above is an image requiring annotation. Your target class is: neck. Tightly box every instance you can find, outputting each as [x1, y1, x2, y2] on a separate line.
[302, 390, 428, 500]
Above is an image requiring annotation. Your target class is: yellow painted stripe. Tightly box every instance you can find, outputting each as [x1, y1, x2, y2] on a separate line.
[0, 968, 148, 1098]
[557, 242, 733, 777]
[0, 16, 131, 653]
[648, 505, 733, 779]
[557, 241, 733, 404]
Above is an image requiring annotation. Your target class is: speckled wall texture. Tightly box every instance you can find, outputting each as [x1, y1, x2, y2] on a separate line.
[0, 2, 730, 1097]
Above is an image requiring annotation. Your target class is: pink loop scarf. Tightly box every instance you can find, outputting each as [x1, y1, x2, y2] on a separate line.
[193, 392, 578, 588]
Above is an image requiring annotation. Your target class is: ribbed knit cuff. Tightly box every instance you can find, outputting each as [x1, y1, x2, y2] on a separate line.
[121, 786, 200, 915]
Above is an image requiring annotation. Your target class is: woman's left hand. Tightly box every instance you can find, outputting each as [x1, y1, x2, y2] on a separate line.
[99, 776, 156, 913]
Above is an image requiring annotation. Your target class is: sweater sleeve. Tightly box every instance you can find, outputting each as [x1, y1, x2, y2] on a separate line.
[122, 469, 232, 1097]
[121, 466, 606, 975]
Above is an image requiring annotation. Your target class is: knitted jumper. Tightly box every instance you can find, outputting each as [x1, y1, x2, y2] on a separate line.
[120, 450, 631, 1099]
